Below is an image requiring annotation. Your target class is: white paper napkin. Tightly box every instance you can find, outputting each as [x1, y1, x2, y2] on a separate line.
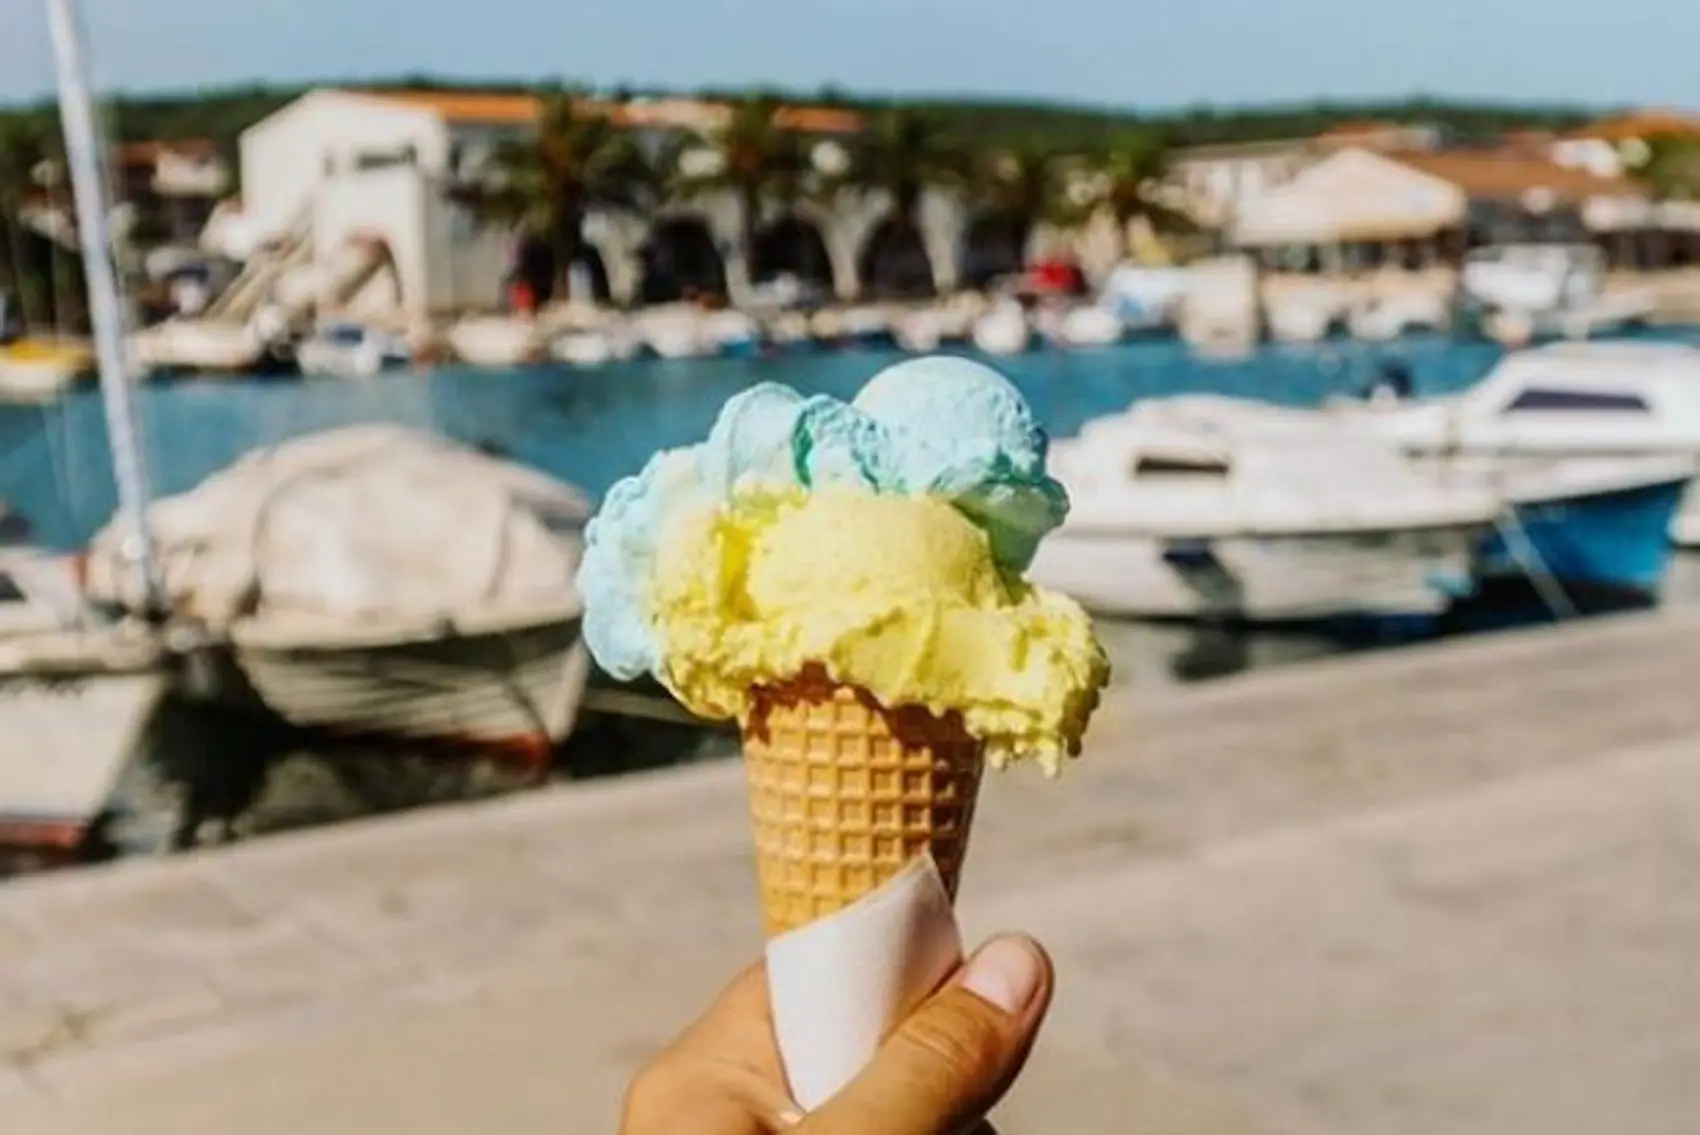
[765, 853, 964, 1111]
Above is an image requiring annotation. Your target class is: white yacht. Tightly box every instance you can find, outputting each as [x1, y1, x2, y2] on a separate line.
[1131, 391, 1698, 605]
[446, 315, 547, 368]
[1029, 409, 1501, 622]
[0, 545, 167, 857]
[1326, 342, 1700, 543]
[971, 298, 1033, 356]
[1461, 244, 1654, 343]
[296, 322, 412, 379]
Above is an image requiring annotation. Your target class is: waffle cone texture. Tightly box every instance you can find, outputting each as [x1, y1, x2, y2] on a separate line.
[742, 665, 985, 938]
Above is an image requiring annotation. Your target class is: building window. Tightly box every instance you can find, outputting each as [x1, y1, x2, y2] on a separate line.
[353, 144, 418, 172]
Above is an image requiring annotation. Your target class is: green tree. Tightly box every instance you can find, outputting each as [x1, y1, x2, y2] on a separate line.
[470, 94, 656, 302]
[672, 94, 812, 295]
[1639, 134, 1700, 200]
[1081, 132, 1194, 259]
[960, 143, 1068, 284]
[0, 118, 51, 330]
[836, 107, 966, 234]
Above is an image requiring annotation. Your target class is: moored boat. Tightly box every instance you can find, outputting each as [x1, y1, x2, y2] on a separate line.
[1029, 409, 1501, 624]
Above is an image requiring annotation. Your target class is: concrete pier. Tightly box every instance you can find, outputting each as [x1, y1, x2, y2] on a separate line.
[5, 610, 1700, 1133]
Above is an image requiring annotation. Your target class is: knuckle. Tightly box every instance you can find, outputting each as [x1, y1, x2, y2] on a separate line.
[619, 1059, 678, 1132]
[896, 991, 1007, 1080]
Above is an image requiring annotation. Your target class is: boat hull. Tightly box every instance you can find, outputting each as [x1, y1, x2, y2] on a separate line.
[1029, 524, 1485, 623]
[1473, 477, 1687, 600]
[231, 611, 590, 759]
[0, 353, 91, 402]
[0, 670, 162, 850]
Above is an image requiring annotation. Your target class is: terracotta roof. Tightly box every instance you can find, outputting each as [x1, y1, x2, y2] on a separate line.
[1569, 110, 1700, 142]
[771, 106, 864, 134]
[111, 138, 220, 165]
[355, 89, 862, 134]
[1318, 119, 1401, 139]
[1394, 149, 1647, 201]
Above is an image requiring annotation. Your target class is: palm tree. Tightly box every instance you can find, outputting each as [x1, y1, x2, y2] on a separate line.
[833, 108, 965, 295]
[471, 94, 656, 304]
[839, 108, 965, 226]
[1639, 134, 1700, 200]
[672, 94, 812, 296]
[1082, 132, 1192, 260]
[962, 143, 1068, 286]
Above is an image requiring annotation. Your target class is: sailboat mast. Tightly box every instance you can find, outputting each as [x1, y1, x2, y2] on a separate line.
[43, 0, 162, 610]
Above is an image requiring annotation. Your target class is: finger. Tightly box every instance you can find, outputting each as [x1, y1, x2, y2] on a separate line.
[680, 960, 772, 1044]
[803, 934, 1053, 1135]
[664, 959, 797, 1118]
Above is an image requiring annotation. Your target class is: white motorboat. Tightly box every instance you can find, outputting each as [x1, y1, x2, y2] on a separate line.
[1178, 255, 1260, 357]
[446, 315, 546, 368]
[1323, 341, 1700, 544]
[637, 307, 712, 360]
[1029, 408, 1501, 622]
[552, 329, 617, 367]
[1265, 293, 1342, 343]
[1348, 292, 1450, 341]
[1098, 263, 1186, 335]
[704, 310, 762, 358]
[0, 661, 164, 856]
[1128, 392, 1698, 605]
[894, 309, 944, 353]
[228, 597, 588, 761]
[0, 0, 182, 862]
[296, 322, 412, 379]
[838, 305, 897, 348]
[1461, 244, 1654, 342]
[0, 338, 94, 401]
[1051, 305, 1125, 348]
[85, 425, 594, 758]
[130, 316, 269, 375]
[0, 544, 168, 855]
[971, 299, 1032, 356]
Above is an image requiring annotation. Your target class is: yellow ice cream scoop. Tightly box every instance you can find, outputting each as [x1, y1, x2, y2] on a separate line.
[651, 487, 1107, 773]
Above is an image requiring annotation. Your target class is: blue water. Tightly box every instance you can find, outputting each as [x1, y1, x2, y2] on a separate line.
[0, 336, 1535, 549]
[8, 329, 1700, 865]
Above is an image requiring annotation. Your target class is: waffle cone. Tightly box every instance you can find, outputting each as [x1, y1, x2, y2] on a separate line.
[742, 665, 985, 938]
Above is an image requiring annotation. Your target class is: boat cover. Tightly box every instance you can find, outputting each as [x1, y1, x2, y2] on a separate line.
[86, 425, 590, 628]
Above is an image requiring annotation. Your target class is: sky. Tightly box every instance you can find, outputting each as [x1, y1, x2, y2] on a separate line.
[3, 0, 1699, 112]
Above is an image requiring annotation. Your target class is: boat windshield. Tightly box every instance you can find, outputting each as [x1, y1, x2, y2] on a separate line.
[1500, 388, 1650, 413]
[322, 324, 366, 347]
[1131, 454, 1231, 477]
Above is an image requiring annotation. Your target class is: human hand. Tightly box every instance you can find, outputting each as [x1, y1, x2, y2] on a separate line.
[621, 933, 1055, 1134]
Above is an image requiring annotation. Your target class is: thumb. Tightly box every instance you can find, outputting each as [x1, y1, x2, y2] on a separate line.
[801, 934, 1054, 1135]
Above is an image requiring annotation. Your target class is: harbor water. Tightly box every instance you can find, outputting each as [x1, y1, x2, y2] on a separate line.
[8, 331, 1700, 862]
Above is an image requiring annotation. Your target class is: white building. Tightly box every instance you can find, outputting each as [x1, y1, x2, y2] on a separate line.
[237, 89, 539, 320]
[1550, 110, 1700, 181]
[1168, 138, 1315, 229]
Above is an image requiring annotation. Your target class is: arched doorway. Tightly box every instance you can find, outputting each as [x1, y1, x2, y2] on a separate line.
[639, 216, 728, 305]
[750, 214, 836, 295]
[508, 236, 610, 305]
[856, 215, 935, 299]
[959, 212, 1030, 289]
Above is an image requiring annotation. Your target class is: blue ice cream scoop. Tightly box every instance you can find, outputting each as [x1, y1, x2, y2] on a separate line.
[573, 354, 1070, 681]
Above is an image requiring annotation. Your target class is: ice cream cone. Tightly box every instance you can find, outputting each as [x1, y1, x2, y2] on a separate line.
[742, 664, 985, 938]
